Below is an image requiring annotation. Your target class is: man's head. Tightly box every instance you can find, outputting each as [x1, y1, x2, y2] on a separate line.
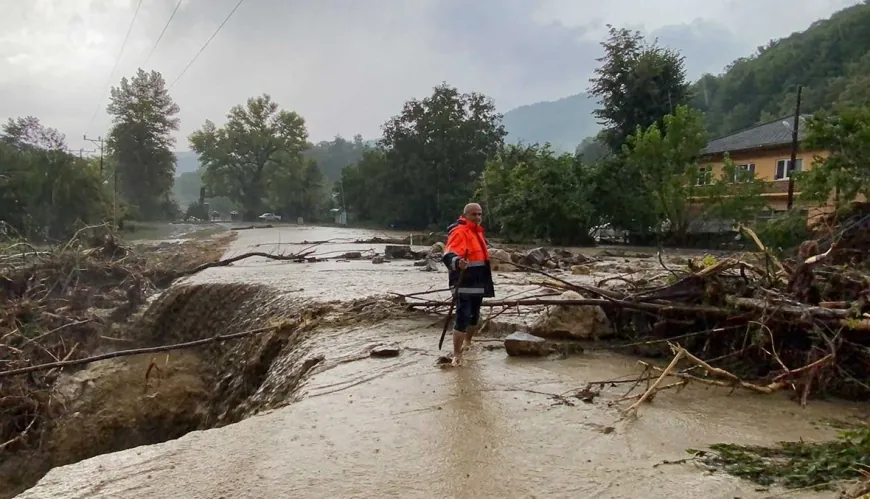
[463, 203, 483, 224]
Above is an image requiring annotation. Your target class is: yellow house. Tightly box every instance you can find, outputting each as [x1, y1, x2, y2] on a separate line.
[698, 116, 831, 219]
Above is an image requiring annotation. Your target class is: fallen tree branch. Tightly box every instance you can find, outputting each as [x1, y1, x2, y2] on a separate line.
[623, 348, 686, 417]
[169, 250, 318, 280]
[0, 324, 284, 378]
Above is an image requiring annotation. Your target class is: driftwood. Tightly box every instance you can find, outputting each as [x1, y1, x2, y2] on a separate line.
[0, 324, 282, 379]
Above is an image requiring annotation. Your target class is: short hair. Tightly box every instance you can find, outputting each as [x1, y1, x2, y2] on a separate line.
[463, 203, 482, 215]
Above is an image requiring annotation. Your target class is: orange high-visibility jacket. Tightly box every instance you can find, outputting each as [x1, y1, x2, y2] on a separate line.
[442, 216, 495, 297]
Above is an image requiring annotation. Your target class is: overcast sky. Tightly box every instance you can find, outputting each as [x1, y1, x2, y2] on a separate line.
[0, 0, 860, 152]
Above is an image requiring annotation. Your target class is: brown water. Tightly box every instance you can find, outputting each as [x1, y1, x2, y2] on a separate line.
[17, 226, 862, 498]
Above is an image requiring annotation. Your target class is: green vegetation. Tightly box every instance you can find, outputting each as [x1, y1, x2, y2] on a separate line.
[692, 425, 870, 490]
[693, 2, 870, 137]
[189, 94, 320, 221]
[1, 118, 110, 240]
[339, 83, 506, 229]
[106, 69, 180, 221]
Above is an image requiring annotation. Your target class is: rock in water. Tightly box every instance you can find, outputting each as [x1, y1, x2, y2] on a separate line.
[370, 345, 401, 358]
[504, 331, 555, 356]
[571, 265, 591, 275]
[421, 259, 439, 272]
[530, 290, 613, 340]
[372, 255, 385, 264]
[384, 245, 414, 259]
[522, 247, 550, 267]
[489, 248, 516, 272]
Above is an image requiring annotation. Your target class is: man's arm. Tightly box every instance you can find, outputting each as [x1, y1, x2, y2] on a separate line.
[442, 229, 467, 270]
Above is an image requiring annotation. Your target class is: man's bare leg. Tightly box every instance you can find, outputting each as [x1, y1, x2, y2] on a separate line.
[452, 330, 465, 366]
[463, 324, 478, 351]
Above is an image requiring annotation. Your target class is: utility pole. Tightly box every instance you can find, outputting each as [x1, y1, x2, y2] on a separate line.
[339, 178, 347, 226]
[787, 85, 802, 210]
[83, 135, 104, 176]
[84, 134, 116, 227]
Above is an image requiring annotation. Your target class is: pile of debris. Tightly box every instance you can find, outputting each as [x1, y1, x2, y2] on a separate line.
[0, 226, 235, 456]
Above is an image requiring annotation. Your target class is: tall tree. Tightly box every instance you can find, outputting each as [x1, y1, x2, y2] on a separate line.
[106, 69, 180, 220]
[589, 26, 691, 152]
[378, 82, 507, 228]
[189, 94, 310, 220]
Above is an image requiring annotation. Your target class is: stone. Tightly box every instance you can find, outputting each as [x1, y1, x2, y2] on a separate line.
[530, 290, 613, 341]
[489, 248, 516, 272]
[413, 260, 427, 266]
[421, 259, 439, 272]
[522, 247, 550, 267]
[370, 345, 401, 358]
[372, 255, 385, 264]
[384, 245, 414, 259]
[555, 249, 573, 259]
[544, 260, 558, 269]
[504, 331, 555, 357]
[342, 251, 363, 259]
[571, 265, 591, 275]
[429, 241, 445, 256]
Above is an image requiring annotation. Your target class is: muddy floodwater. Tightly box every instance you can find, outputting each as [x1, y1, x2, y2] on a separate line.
[18, 226, 864, 498]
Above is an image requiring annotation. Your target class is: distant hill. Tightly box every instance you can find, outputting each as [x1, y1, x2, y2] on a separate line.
[501, 93, 599, 153]
[174, 150, 200, 175]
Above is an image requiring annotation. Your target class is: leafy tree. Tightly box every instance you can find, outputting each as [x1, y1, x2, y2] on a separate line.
[189, 94, 309, 220]
[799, 106, 870, 209]
[1, 117, 110, 240]
[106, 69, 180, 220]
[341, 83, 506, 229]
[623, 105, 764, 242]
[589, 26, 691, 152]
[479, 144, 598, 245]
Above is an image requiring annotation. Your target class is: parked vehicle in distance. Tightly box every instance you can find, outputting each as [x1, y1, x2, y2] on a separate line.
[258, 213, 282, 222]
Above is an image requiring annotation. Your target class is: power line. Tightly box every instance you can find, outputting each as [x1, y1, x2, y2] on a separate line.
[168, 0, 246, 90]
[143, 0, 184, 68]
[86, 0, 145, 134]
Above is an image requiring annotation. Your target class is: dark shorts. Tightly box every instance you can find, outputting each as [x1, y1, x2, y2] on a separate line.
[454, 294, 483, 332]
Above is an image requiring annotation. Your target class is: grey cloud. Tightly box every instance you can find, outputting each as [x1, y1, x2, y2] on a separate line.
[0, 0, 859, 152]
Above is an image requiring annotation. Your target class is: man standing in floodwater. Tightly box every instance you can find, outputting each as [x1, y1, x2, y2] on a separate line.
[442, 202, 495, 366]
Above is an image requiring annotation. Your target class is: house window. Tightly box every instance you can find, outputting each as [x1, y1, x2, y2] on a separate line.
[734, 163, 755, 183]
[696, 166, 713, 186]
[775, 158, 803, 180]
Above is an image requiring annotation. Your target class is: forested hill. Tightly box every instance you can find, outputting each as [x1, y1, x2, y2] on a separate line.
[495, 1, 870, 150]
[692, 1, 870, 137]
